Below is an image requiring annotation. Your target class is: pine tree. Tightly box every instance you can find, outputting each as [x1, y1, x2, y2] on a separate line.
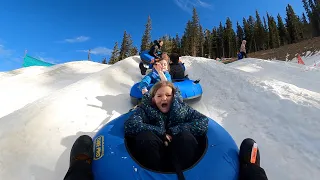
[236, 21, 244, 52]
[102, 57, 107, 64]
[254, 10, 266, 50]
[263, 17, 270, 50]
[191, 7, 200, 56]
[119, 31, 133, 60]
[277, 14, 290, 46]
[218, 22, 225, 58]
[140, 16, 152, 52]
[301, 13, 312, 39]
[198, 25, 205, 57]
[297, 16, 305, 40]
[130, 46, 138, 56]
[285, 4, 302, 43]
[160, 35, 173, 53]
[224, 18, 236, 57]
[108, 42, 120, 64]
[243, 17, 251, 53]
[211, 27, 218, 59]
[267, 13, 280, 49]
[303, 0, 320, 37]
[126, 34, 133, 57]
[172, 34, 181, 54]
[313, 0, 320, 36]
[248, 16, 256, 52]
[203, 29, 212, 58]
[181, 20, 192, 56]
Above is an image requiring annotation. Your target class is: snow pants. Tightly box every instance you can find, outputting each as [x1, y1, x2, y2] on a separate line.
[240, 52, 247, 59]
[133, 131, 199, 172]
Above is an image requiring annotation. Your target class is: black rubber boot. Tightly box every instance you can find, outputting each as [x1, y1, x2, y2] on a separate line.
[239, 138, 260, 167]
[139, 62, 147, 75]
[69, 135, 93, 168]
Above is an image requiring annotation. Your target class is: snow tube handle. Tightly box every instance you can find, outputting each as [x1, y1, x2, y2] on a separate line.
[193, 79, 200, 84]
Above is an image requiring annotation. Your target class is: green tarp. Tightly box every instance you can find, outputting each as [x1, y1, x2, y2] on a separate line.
[23, 55, 55, 67]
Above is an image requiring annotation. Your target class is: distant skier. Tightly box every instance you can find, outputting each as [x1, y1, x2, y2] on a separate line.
[240, 40, 247, 59]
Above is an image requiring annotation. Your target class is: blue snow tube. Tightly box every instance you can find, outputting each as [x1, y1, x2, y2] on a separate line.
[129, 77, 202, 105]
[140, 50, 155, 64]
[92, 110, 239, 180]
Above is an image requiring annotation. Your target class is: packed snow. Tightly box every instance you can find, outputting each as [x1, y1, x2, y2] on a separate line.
[291, 50, 320, 67]
[0, 55, 319, 180]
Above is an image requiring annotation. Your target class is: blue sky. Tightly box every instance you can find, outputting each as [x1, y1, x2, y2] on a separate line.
[0, 0, 305, 71]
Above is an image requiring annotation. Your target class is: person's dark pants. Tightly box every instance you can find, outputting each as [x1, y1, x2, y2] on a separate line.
[170, 131, 199, 170]
[134, 131, 199, 172]
[240, 52, 247, 59]
[64, 161, 93, 180]
[239, 164, 268, 180]
[148, 52, 157, 59]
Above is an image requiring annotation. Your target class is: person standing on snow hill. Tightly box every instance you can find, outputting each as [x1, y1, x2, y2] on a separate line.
[139, 58, 172, 95]
[240, 40, 247, 59]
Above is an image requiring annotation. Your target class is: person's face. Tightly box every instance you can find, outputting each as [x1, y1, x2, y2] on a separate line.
[159, 41, 163, 46]
[155, 60, 168, 71]
[153, 86, 173, 113]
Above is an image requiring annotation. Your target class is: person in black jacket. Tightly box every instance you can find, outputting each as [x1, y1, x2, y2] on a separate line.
[148, 40, 163, 59]
[139, 40, 164, 75]
[169, 53, 185, 79]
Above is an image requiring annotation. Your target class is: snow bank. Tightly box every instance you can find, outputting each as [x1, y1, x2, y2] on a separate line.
[0, 61, 109, 119]
[228, 58, 320, 92]
[184, 57, 320, 180]
[0, 55, 319, 180]
[291, 51, 320, 67]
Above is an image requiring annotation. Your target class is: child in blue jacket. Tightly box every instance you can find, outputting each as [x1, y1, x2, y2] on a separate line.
[139, 58, 172, 94]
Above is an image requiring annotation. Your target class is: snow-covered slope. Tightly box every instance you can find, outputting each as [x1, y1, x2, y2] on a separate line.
[0, 61, 109, 118]
[0, 56, 319, 180]
[291, 50, 320, 66]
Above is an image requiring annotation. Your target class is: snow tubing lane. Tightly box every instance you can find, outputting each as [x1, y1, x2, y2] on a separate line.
[130, 78, 203, 104]
[92, 110, 239, 180]
[140, 50, 154, 64]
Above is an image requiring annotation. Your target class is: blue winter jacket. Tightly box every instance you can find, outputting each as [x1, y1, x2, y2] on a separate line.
[124, 89, 209, 137]
[139, 69, 172, 91]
